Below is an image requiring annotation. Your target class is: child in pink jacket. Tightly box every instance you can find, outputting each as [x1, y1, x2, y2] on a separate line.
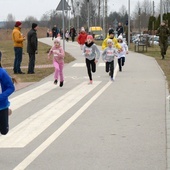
[48, 38, 65, 87]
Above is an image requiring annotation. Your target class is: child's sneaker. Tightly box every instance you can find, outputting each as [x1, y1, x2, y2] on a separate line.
[54, 79, 58, 85]
[111, 77, 114, 81]
[8, 109, 12, 116]
[60, 81, 64, 87]
[88, 80, 93, 84]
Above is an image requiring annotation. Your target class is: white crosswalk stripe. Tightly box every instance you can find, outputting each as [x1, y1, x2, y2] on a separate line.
[0, 81, 101, 148]
[10, 81, 57, 111]
[72, 62, 105, 67]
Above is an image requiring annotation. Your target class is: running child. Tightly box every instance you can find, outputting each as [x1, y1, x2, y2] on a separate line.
[48, 38, 65, 87]
[117, 35, 128, 72]
[102, 39, 118, 81]
[82, 35, 100, 84]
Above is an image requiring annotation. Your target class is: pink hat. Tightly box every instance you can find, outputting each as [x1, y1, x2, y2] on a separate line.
[87, 35, 93, 40]
[54, 38, 61, 44]
[15, 21, 22, 27]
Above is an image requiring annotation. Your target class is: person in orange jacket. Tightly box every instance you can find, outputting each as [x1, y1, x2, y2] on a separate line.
[12, 21, 26, 74]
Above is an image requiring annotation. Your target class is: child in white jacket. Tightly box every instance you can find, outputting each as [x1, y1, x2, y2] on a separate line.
[102, 39, 118, 81]
[117, 35, 128, 72]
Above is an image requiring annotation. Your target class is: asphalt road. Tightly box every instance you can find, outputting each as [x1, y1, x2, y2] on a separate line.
[0, 37, 169, 170]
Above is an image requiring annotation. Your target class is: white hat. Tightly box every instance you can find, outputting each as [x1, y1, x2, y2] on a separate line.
[118, 35, 123, 40]
[81, 27, 85, 32]
[107, 39, 113, 44]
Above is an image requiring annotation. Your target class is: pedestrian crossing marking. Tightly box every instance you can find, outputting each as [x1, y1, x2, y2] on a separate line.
[0, 81, 101, 148]
[13, 81, 112, 170]
[72, 63, 105, 67]
[10, 81, 57, 111]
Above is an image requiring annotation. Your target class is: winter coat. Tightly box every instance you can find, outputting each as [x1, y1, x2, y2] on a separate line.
[83, 42, 100, 61]
[27, 29, 38, 53]
[12, 27, 25, 48]
[77, 32, 88, 45]
[0, 68, 15, 110]
[48, 45, 65, 64]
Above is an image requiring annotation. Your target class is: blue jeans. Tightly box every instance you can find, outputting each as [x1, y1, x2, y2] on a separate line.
[0, 108, 9, 135]
[13, 47, 23, 73]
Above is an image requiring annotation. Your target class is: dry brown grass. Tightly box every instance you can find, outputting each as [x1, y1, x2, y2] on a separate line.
[0, 27, 75, 83]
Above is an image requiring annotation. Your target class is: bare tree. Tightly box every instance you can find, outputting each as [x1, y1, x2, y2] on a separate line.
[5, 14, 15, 29]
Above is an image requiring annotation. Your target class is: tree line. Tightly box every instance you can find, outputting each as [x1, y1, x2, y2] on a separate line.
[2, 0, 170, 34]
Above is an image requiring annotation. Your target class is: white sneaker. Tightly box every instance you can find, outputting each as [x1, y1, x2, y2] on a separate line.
[111, 77, 114, 81]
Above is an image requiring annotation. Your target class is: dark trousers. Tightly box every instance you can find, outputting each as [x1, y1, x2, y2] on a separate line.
[28, 53, 35, 73]
[106, 61, 114, 78]
[160, 41, 168, 55]
[13, 47, 23, 73]
[0, 108, 9, 135]
[86, 58, 96, 81]
[118, 57, 125, 71]
[71, 36, 75, 42]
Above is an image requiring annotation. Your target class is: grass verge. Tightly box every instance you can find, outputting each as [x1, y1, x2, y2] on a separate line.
[0, 40, 75, 83]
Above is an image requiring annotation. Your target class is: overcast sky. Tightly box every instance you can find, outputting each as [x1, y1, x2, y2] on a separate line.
[0, 0, 160, 21]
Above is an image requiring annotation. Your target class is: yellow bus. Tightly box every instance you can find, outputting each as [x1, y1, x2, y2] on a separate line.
[89, 26, 103, 40]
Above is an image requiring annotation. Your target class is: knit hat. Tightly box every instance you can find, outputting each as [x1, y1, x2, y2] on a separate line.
[81, 27, 85, 32]
[118, 35, 123, 40]
[15, 21, 22, 27]
[109, 29, 114, 35]
[87, 35, 93, 40]
[32, 23, 38, 29]
[54, 38, 61, 44]
[107, 39, 113, 44]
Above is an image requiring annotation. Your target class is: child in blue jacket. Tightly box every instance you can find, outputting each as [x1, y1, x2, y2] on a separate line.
[0, 60, 15, 135]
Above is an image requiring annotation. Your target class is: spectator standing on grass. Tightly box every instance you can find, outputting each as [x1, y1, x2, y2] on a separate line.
[12, 21, 26, 74]
[157, 20, 170, 60]
[27, 23, 38, 74]
[48, 38, 65, 87]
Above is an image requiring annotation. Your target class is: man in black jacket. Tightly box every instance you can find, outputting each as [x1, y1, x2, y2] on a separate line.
[27, 23, 38, 74]
[116, 22, 124, 36]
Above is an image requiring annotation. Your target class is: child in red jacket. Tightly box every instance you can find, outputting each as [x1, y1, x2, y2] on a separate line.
[77, 27, 88, 50]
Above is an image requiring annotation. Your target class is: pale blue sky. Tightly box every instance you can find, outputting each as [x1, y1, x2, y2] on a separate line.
[0, 0, 160, 21]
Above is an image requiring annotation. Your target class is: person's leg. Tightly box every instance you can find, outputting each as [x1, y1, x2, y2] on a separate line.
[118, 58, 122, 71]
[86, 58, 92, 81]
[17, 47, 23, 73]
[53, 60, 59, 84]
[160, 42, 164, 59]
[59, 63, 64, 87]
[105, 62, 109, 73]
[91, 59, 96, 73]
[0, 108, 9, 135]
[13, 47, 18, 73]
[110, 61, 114, 79]
[122, 57, 125, 66]
[28, 53, 35, 73]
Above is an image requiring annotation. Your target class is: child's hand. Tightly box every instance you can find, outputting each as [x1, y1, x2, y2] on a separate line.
[95, 59, 98, 63]
[126, 51, 129, 54]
